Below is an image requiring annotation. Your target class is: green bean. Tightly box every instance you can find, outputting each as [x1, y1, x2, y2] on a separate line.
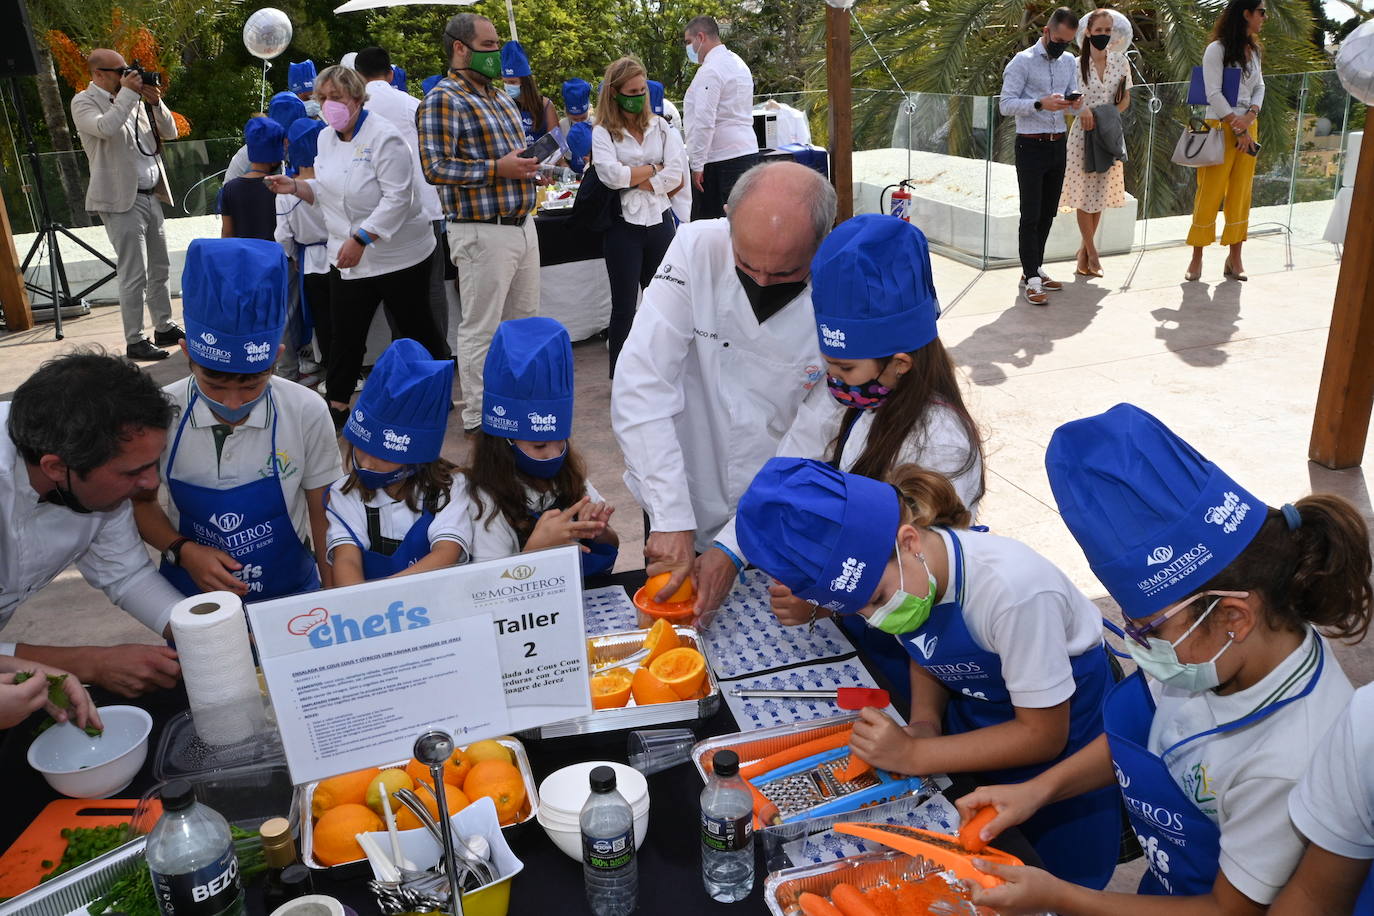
[42, 825, 131, 881]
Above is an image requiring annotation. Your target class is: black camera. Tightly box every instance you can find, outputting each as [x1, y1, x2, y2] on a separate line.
[122, 60, 161, 88]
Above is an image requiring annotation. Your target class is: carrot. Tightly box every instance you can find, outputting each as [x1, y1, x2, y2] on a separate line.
[829, 883, 882, 916]
[740, 728, 853, 780]
[747, 781, 781, 827]
[958, 805, 998, 853]
[797, 892, 845, 916]
[836, 748, 873, 783]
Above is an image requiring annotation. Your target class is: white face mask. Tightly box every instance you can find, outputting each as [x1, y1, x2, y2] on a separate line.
[505, 83, 522, 99]
[1127, 597, 1234, 694]
[686, 40, 700, 65]
[304, 99, 322, 118]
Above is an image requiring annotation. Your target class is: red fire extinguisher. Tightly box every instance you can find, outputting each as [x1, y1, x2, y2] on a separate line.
[883, 181, 912, 222]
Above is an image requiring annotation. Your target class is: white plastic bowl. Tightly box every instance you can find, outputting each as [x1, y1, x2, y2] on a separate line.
[537, 761, 648, 818]
[537, 806, 649, 862]
[27, 705, 153, 798]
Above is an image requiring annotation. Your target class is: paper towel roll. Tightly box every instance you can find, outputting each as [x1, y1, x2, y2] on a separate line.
[170, 591, 264, 745]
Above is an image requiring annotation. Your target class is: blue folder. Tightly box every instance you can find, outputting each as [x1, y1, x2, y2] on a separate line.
[1188, 65, 1241, 106]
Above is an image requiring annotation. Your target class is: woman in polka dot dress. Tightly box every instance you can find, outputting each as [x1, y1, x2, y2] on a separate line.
[1061, 8, 1132, 278]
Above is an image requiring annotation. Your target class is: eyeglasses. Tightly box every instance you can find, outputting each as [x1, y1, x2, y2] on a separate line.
[1122, 590, 1249, 649]
[1257, 7, 1268, 14]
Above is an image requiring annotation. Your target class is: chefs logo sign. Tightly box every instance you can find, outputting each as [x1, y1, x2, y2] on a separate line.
[288, 601, 431, 648]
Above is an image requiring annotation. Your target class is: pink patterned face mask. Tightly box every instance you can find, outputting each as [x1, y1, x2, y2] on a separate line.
[827, 374, 892, 410]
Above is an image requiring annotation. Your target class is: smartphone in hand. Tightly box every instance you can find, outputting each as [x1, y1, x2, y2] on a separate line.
[1246, 140, 1262, 157]
[519, 133, 561, 162]
[1065, 92, 1084, 101]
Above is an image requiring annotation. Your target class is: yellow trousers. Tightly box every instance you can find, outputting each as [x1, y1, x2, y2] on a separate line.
[1186, 120, 1258, 247]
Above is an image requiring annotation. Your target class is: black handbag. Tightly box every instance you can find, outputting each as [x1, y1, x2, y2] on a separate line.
[571, 164, 621, 232]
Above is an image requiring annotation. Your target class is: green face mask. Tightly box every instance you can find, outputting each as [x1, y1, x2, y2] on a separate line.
[864, 541, 938, 635]
[616, 92, 646, 114]
[459, 41, 502, 80]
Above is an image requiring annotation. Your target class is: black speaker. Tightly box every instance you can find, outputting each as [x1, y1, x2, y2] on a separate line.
[0, 0, 40, 78]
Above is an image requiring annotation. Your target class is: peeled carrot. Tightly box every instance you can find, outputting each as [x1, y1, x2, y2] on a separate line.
[958, 805, 999, 853]
[797, 892, 845, 916]
[836, 748, 873, 783]
[747, 781, 780, 827]
[740, 728, 853, 780]
[830, 883, 882, 916]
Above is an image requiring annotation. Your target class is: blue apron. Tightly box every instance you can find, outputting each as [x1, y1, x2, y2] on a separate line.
[523, 503, 618, 578]
[325, 494, 434, 580]
[159, 389, 320, 600]
[896, 527, 1120, 889]
[292, 239, 324, 348]
[520, 109, 545, 148]
[1356, 867, 1374, 914]
[1104, 640, 1326, 897]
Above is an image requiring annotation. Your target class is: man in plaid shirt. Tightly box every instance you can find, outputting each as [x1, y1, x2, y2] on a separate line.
[418, 13, 542, 433]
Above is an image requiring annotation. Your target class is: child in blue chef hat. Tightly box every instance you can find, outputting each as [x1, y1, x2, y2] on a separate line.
[133, 238, 342, 600]
[955, 403, 1371, 913]
[326, 339, 468, 584]
[276, 119, 332, 378]
[220, 117, 285, 242]
[736, 455, 1122, 890]
[458, 317, 618, 576]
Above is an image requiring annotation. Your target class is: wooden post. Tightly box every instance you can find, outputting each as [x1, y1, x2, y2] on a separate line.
[0, 186, 33, 332]
[1310, 119, 1374, 469]
[825, 4, 854, 221]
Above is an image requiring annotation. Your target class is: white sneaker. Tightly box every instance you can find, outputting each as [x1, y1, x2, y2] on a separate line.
[1022, 277, 1049, 306]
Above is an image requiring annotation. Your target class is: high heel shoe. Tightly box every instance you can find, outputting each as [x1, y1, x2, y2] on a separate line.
[1185, 263, 1202, 282]
[1224, 259, 1248, 281]
[1074, 248, 1094, 277]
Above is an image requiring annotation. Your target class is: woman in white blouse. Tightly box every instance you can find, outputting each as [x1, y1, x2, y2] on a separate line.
[1185, 0, 1266, 283]
[266, 65, 446, 429]
[591, 56, 686, 377]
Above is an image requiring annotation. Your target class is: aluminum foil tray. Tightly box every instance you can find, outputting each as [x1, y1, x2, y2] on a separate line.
[763, 850, 997, 916]
[0, 836, 146, 916]
[298, 737, 539, 875]
[520, 625, 720, 739]
[690, 713, 860, 782]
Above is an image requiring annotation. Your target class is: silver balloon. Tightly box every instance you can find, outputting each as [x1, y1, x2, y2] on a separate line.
[1337, 19, 1374, 106]
[1077, 8, 1134, 55]
[243, 8, 293, 61]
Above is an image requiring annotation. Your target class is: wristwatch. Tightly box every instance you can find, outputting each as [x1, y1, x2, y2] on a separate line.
[1033, 100, 1043, 111]
[162, 537, 190, 567]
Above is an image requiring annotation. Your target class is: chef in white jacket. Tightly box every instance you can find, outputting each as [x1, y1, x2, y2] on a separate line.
[611, 161, 836, 613]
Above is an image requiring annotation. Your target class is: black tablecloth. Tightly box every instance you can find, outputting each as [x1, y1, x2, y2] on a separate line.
[1, 571, 1039, 915]
[534, 210, 603, 267]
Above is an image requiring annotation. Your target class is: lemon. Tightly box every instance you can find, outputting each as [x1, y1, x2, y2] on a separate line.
[464, 739, 514, 765]
[365, 768, 414, 816]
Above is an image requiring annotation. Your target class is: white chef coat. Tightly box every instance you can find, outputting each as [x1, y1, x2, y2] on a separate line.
[714, 395, 983, 562]
[325, 478, 471, 562]
[683, 45, 757, 172]
[0, 404, 182, 653]
[275, 195, 330, 275]
[305, 111, 435, 280]
[591, 117, 686, 227]
[363, 79, 444, 222]
[1202, 41, 1265, 122]
[1146, 627, 1352, 904]
[1289, 682, 1374, 863]
[611, 218, 828, 553]
[225, 145, 251, 185]
[159, 378, 343, 546]
[454, 476, 606, 562]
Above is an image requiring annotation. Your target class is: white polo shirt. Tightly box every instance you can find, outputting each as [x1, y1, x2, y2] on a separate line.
[160, 377, 343, 546]
[1288, 683, 1374, 862]
[1147, 627, 1353, 904]
[325, 478, 472, 563]
[455, 475, 606, 563]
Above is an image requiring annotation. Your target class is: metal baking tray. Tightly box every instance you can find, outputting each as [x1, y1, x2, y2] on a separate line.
[520, 625, 720, 739]
[0, 835, 147, 916]
[298, 736, 539, 875]
[763, 849, 996, 916]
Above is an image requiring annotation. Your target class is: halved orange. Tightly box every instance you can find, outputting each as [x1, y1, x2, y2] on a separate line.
[648, 647, 707, 700]
[631, 665, 680, 705]
[646, 571, 695, 604]
[591, 668, 633, 709]
[642, 618, 681, 663]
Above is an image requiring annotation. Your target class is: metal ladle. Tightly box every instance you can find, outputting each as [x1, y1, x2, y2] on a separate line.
[415, 730, 466, 916]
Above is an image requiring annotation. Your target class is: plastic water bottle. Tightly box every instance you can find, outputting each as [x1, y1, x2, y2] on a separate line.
[146, 780, 244, 916]
[700, 749, 755, 902]
[581, 765, 638, 915]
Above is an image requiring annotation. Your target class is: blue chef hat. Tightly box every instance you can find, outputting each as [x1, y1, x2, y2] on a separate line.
[288, 60, 316, 95]
[267, 91, 307, 133]
[245, 116, 286, 164]
[182, 239, 287, 373]
[390, 65, 408, 92]
[811, 214, 939, 359]
[1046, 403, 1267, 620]
[287, 118, 325, 170]
[737, 458, 900, 616]
[501, 41, 531, 78]
[345, 339, 454, 464]
[562, 78, 591, 115]
[482, 317, 574, 442]
[647, 80, 665, 116]
[566, 121, 592, 173]
[421, 74, 442, 95]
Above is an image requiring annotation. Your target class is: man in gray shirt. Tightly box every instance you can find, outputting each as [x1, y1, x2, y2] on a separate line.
[1000, 8, 1082, 306]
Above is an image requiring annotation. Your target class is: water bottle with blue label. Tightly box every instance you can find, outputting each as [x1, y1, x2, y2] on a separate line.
[700, 749, 754, 902]
[146, 780, 243, 916]
[581, 766, 638, 915]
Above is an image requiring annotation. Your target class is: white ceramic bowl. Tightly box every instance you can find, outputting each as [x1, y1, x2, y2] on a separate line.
[537, 807, 649, 862]
[538, 761, 648, 818]
[27, 705, 153, 798]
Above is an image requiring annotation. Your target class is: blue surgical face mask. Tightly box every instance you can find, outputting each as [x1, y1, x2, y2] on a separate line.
[352, 456, 417, 490]
[505, 82, 522, 99]
[510, 441, 566, 479]
[1127, 598, 1234, 694]
[304, 99, 322, 118]
[686, 40, 700, 65]
[194, 379, 267, 424]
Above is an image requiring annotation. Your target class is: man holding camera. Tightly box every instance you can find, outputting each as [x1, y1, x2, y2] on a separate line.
[71, 49, 184, 361]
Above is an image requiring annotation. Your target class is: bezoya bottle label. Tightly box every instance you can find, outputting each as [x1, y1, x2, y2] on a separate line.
[701, 812, 752, 852]
[151, 846, 241, 915]
[583, 829, 635, 870]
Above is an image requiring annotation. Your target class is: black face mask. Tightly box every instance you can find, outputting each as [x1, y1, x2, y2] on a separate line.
[735, 267, 807, 323]
[43, 468, 93, 514]
[1046, 39, 1070, 59]
[1089, 34, 1112, 50]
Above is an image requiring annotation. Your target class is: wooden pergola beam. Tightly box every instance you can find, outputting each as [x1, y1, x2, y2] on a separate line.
[825, 4, 854, 222]
[0, 188, 33, 333]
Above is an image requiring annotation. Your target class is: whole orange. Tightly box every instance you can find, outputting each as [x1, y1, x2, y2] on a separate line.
[463, 759, 527, 825]
[312, 803, 382, 865]
[406, 750, 471, 790]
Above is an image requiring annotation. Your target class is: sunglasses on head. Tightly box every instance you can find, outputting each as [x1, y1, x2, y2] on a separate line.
[1122, 589, 1250, 649]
